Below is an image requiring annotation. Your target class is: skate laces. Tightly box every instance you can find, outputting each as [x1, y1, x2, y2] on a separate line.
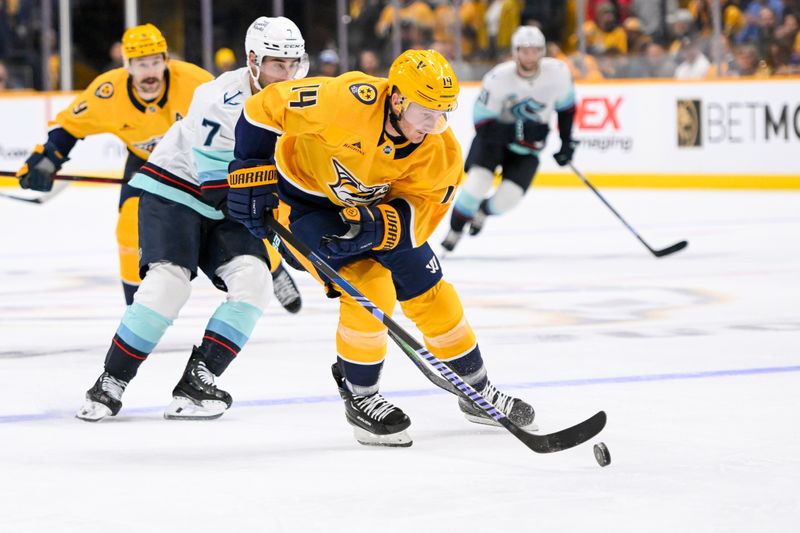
[353, 393, 397, 421]
[482, 382, 515, 415]
[273, 268, 299, 305]
[101, 374, 127, 400]
[194, 361, 216, 387]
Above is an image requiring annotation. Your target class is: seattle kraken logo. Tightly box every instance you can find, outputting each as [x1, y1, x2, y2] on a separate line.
[510, 97, 546, 123]
[329, 159, 389, 206]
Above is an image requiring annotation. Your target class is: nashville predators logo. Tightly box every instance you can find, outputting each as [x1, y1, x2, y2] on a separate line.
[132, 135, 164, 153]
[95, 82, 115, 99]
[329, 159, 389, 206]
[349, 83, 377, 105]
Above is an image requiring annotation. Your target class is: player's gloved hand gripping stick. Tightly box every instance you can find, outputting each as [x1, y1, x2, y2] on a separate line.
[265, 214, 607, 454]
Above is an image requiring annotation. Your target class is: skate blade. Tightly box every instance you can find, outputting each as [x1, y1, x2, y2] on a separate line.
[352, 426, 413, 447]
[163, 396, 227, 420]
[75, 400, 113, 422]
[463, 413, 539, 432]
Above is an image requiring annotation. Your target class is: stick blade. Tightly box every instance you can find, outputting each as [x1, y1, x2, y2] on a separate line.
[654, 240, 688, 258]
[505, 411, 607, 454]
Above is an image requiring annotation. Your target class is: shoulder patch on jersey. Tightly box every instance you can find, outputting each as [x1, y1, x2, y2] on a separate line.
[72, 101, 89, 116]
[349, 83, 377, 105]
[95, 81, 115, 99]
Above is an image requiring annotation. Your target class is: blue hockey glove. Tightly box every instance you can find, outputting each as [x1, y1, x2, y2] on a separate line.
[226, 161, 279, 239]
[554, 140, 578, 167]
[17, 142, 68, 192]
[321, 205, 402, 259]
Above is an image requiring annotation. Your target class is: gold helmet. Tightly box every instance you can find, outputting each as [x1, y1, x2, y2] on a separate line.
[122, 23, 168, 61]
[388, 49, 459, 112]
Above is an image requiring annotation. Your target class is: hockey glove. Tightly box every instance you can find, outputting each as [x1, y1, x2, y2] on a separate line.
[321, 205, 402, 259]
[226, 160, 279, 239]
[554, 140, 578, 167]
[515, 120, 550, 149]
[17, 142, 68, 192]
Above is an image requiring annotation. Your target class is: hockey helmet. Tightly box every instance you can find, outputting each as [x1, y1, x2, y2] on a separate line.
[245, 16, 309, 88]
[511, 25, 545, 52]
[388, 49, 459, 113]
[122, 23, 168, 62]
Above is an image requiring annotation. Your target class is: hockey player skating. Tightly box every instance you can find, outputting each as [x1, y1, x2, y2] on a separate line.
[16, 24, 213, 304]
[76, 17, 308, 422]
[441, 25, 578, 253]
[226, 49, 536, 446]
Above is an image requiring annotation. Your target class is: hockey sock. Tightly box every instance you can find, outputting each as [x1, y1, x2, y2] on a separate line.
[105, 303, 172, 381]
[336, 356, 383, 396]
[443, 345, 488, 391]
[449, 206, 472, 232]
[200, 301, 262, 375]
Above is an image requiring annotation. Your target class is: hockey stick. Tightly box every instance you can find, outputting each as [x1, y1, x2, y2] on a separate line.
[0, 170, 122, 184]
[266, 215, 606, 454]
[0, 180, 70, 204]
[568, 163, 688, 258]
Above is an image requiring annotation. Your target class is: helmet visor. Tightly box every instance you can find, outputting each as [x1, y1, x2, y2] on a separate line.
[401, 101, 450, 135]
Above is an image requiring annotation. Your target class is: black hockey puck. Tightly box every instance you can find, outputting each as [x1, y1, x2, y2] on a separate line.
[593, 442, 611, 467]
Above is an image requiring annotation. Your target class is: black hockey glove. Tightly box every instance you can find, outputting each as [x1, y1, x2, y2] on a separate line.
[17, 142, 68, 192]
[554, 140, 578, 167]
[514, 120, 550, 150]
[321, 205, 402, 259]
[226, 159, 279, 239]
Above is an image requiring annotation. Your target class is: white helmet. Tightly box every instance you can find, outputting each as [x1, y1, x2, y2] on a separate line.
[245, 16, 309, 89]
[511, 25, 546, 54]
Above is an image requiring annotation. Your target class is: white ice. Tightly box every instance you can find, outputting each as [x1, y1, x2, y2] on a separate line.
[1, 185, 798, 532]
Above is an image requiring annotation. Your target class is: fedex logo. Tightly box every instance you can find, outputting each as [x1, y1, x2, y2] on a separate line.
[575, 96, 623, 131]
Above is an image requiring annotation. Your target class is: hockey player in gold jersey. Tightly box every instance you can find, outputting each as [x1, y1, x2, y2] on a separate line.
[15, 24, 213, 304]
[227, 49, 536, 446]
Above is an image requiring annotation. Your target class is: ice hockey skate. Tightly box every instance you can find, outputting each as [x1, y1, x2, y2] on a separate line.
[76, 372, 128, 422]
[331, 363, 412, 447]
[272, 262, 302, 314]
[440, 229, 463, 253]
[458, 381, 538, 431]
[164, 348, 232, 420]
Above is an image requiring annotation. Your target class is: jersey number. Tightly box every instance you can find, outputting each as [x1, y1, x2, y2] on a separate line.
[288, 85, 321, 108]
[201, 118, 221, 146]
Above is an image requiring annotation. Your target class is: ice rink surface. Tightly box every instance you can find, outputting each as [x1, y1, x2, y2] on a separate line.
[1, 185, 798, 532]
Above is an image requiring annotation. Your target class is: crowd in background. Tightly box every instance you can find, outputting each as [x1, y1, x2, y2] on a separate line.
[1, 0, 799, 92]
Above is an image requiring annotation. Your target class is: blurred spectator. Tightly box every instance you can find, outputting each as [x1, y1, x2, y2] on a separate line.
[644, 42, 677, 77]
[356, 49, 383, 76]
[214, 47, 236, 74]
[349, 0, 387, 59]
[688, 0, 715, 40]
[729, 43, 760, 76]
[580, 2, 628, 54]
[597, 47, 626, 78]
[375, 0, 435, 52]
[737, 6, 777, 58]
[674, 37, 711, 78]
[318, 48, 340, 77]
[668, 9, 695, 56]
[550, 42, 604, 80]
[632, 0, 678, 37]
[104, 41, 124, 72]
[432, 0, 457, 45]
[460, 0, 489, 59]
[764, 40, 797, 75]
[774, 12, 800, 57]
[485, 0, 523, 58]
[744, 0, 783, 22]
[586, 0, 632, 22]
[623, 16, 651, 54]
[723, 1, 746, 37]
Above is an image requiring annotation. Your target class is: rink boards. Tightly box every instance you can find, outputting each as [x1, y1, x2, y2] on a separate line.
[0, 77, 798, 189]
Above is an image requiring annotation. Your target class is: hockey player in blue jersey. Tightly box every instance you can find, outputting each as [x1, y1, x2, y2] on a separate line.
[76, 17, 309, 422]
[442, 25, 578, 252]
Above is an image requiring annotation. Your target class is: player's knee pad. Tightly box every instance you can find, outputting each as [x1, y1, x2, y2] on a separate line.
[336, 260, 396, 363]
[116, 196, 141, 285]
[216, 254, 271, 310]
[399, 279, 477, 359]
[133, 261, 192, 320]
[487, 180, 524, 215]
[454, 166, 495, 216]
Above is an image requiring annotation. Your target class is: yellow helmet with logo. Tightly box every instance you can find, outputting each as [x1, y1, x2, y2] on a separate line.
[388, 49, 459, 112]
[122, 23, 168, 61]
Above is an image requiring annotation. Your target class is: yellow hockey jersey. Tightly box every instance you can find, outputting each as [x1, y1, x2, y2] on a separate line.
[242, 72, 463, 247]
[53, 60, 213, 160]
